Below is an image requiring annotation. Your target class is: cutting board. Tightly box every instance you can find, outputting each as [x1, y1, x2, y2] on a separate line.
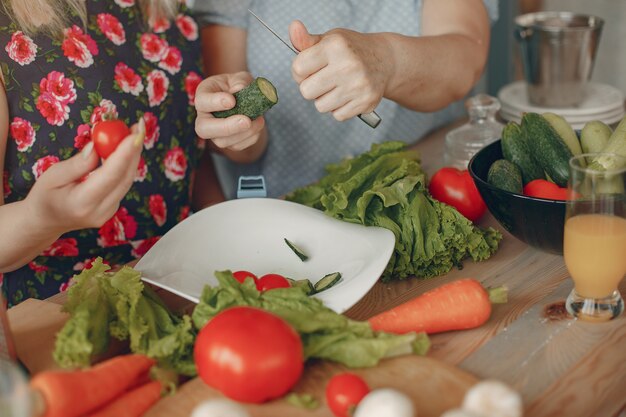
[9, 299, 478, 417]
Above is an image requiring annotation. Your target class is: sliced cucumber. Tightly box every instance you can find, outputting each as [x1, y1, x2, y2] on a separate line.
[291, 279, 315, 295]
[314, 272, 342, 293]
[284, 238, 309, 261]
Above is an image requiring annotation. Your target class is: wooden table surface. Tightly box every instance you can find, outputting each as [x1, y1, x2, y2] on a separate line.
[12, 121, 626, 417]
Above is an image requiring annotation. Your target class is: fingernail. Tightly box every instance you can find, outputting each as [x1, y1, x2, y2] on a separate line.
[238, 118, 249, 128]
[133, 133, 144, 147]
[138, 117, 146, 135]
[221, 98, 230, 108]
[82, 141, 94, 159]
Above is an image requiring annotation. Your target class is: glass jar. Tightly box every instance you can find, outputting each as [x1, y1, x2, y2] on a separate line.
[444, 94, 504, 170]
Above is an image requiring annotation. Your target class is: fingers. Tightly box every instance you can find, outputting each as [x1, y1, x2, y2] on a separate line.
[196, 112, 253, 140]
[289, 20, 322, 52]
[195, 72, 253, 113]
[211, 117, 265, 150]
[39, 141, 100, 188]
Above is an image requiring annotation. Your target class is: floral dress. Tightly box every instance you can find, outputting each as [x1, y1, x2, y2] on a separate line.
[0, 0, 204, 306]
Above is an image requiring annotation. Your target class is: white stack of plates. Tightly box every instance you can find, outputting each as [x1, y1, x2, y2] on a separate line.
[498, 81, 625, 130]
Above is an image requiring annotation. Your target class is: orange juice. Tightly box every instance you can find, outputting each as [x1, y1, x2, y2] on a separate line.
[564, 214, 626, 298]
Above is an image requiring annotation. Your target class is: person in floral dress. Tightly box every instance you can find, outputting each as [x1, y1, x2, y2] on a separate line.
[0, 0, 223, 306]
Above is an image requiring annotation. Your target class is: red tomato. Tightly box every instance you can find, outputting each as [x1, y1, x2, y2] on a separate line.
[326, 373, 370, 417]
[194, 306, 304, 403]
[232, 270, 258, 284]
[523, 179, 568, 200]
[257, 273, 290, 291]
[428, 167, 487, 222]
[92, 119, 131, 159]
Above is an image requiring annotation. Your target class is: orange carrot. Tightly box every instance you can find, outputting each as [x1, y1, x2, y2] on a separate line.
[30, 354, 155, 417]
[87, 380, 163, 417]
[368, 278, 507, 334]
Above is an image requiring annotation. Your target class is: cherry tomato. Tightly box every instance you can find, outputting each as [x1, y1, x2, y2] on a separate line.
[428, 167, 487, 222]
[523, 179, 568, 200]
[256, 273, 290, 291]
[232, 270, 258, 284]
[92, 119, 131, 159]
[194, 306, 304, 403]
[326, 373, 370, 417]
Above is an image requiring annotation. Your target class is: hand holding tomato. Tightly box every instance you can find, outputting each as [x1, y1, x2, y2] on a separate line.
[428, 167, 487, 222]
[194, 306, 304, 403]
[92, 119, 132, 159]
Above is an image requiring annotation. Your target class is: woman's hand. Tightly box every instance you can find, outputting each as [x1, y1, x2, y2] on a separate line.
[25, 121, 145, 235]
[194, 71, 267, 161]
[289, 20, 390, 122]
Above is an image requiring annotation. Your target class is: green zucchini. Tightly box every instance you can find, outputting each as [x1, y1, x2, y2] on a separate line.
[213, 77, 278, 120]
[521, 112, 573, 187]
[487, 159, 523, 194]
[291, 278, 315, 295]
[501, 122, 544, 184]
[542, 112, 583, 158]
[284, 238, 309, 262]
[590, 115, 626, 170]
[314, 272, 342, 293]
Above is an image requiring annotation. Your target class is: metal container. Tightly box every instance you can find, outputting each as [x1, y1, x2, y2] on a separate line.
[515, 12, 604, 108]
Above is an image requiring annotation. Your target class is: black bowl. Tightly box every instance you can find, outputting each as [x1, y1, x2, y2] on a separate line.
[468, 140, 566, 254]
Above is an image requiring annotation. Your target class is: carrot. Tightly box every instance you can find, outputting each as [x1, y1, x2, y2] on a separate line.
[368, 278, 507, 334]
[87, 380, 163, 417]
[30, 354, 155, 417]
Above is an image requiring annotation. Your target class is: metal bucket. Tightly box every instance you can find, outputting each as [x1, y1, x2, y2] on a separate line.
[515, 12, 604, 108]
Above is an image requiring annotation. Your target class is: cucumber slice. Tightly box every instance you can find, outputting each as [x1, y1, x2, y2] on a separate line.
[212, 77, 278, 120]
[284, 238, 309, 261]
[314, 272, 342, 293]
[291, 279, 315, 295]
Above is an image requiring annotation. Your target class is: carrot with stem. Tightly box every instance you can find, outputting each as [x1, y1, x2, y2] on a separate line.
[87, 380, 163, 417]
[368, 278, 507, 334]
[30, 354, 155, 417]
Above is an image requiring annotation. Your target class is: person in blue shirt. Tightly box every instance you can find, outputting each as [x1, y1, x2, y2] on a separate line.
[191, 0, 497, 199]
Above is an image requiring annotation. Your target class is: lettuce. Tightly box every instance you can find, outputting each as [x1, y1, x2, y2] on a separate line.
[287, 141, 501, 281]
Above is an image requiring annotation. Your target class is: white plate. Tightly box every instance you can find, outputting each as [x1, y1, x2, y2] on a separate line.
[499, 106, 625, 130]
[135, 198, 396, 313]
[498, 81, 625, 116]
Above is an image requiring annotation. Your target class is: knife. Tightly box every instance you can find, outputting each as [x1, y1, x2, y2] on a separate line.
[248, 9, 382, 129]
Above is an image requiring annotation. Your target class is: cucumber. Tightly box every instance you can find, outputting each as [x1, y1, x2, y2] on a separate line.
[313, 272, 342, 293]
[521, 112, 573, 187]
[542, 112, 583, 158]
[590, 115, 626, 170]
[213, 77, 278, 120]
[487, 159, 523, 194]
[581, 121, 611, 156]
[291, 278, 315, 295]
[501, 122, 544, 184]
[284, 238, 309, 262]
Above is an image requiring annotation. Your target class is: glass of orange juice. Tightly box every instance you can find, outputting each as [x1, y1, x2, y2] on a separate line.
[564, 153, 626, 321]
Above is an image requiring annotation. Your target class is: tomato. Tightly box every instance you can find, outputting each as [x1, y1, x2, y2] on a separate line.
[92, 119, 131, 159]
[193, 306, 304, 403]
[523, 179, 568, 200]
[232, 270, 258, 284]
[428, 167, 487, 222]
[326, 373, 370, 417]
[256, 273, 290, 291]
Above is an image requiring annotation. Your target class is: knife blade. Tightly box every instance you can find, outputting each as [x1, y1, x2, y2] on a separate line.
[248, 9, 382, 129]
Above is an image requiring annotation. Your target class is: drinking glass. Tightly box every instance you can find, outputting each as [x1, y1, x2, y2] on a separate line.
[564, 153, 626, 321]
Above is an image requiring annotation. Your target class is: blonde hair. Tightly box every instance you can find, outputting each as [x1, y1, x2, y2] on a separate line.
[1, 0, 179, 37]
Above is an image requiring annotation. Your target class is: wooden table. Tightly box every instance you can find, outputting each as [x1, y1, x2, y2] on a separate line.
[10, 121, 626, 417]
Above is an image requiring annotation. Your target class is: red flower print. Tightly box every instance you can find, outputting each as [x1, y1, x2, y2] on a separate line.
[131, 236, 160, 259]
[135, 156, 147, 182]
[3, 170, 10, 199]
[42, 238, 79, 257]
[0, 272, 3, 288]
[148, 194, 167, 227]
[97, 206, 137, 248]
[146, 69, 169, 107]
[176, 14, 199, 41]
[74, 124, 91, 150]
[73, 257, 110, 271]
[179, 206, 190, 222]
[151, 16, 171, 34]
[28, 261, 49, 272]
[4, 31, 37, 65]
[32, 155, 60, 180]
[40, 71, 77, 105]
[90, 99, 118, 124]
[140, 33, 168, 63]
[158, 46, 182, 75]
[62, 25, 99, 68]
[59, 278, 76, 292]
[36, 92, 69, 126]
[184, 72, 202, 105]
[142, 112, 160, 149]
[114, 62, 144, 96]
[163, 147, 187, 182]
[97, 13, 126, 46]
[114, 0, 134, 7]
[10, 117, 36, 152]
